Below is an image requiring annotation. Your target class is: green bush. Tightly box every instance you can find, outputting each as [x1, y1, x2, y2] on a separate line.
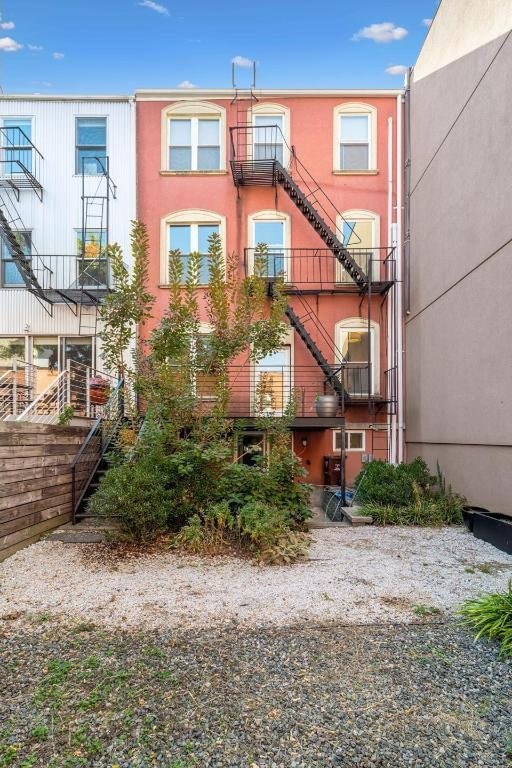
[458, 581, 512, 658]
[87, 459, 172, 543]
[360, 494, 464, 526]
[355, 458, 435, 506]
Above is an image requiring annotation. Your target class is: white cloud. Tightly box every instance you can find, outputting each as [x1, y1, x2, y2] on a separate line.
[422, 18, 433, 27]
[0, 36, 22, 52]
[231, 55, 253, 67]
[178, 79, 196, 89]
[385, 64, 408, 75]
[52, 51, 65, 59]
[139, 0, 169, 15]
[0, 21, 15, 30]
[28, 44, 43, 51]
[352, 22, 408, 43]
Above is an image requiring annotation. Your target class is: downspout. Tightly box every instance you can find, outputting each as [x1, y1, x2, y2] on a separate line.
[387, 115, 396, 464]
[396, 90, 404, 463]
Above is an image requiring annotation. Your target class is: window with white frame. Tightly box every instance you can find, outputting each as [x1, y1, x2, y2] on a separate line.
[333, 104, 376, 172]
[249, 210, 290, 280]
[76, 117, 107, 175]
[0, 230, 31, 287]
[337, 210, 379, 282]
[333, 429, 365, 452]
[336, 318, 379, 397]
[169, 117, 220, 171]
[253, 347, 291, 416]
[169, 222, 219, 284]
[2, 118, 33, 174]
[251, 103, 290, 166]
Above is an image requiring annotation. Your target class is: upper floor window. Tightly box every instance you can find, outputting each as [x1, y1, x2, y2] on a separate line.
[336, 318, 380, 396]
[251, 103, 290, 166]
[162, 102, 226, 173]
[0, 230, 31, 287]
[169, 118, 220, 171]
[169, 222, 219, 284]
[334, 103, 377, 172]
[75, 228, 108, 287]
[249, 210, 290, 281]
[2, 118, 33, 174]
[337, 210, 380, 282]
[76, 117, 107, 175]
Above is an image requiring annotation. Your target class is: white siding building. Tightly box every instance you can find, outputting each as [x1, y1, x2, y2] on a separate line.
[0, 95, 135, 398]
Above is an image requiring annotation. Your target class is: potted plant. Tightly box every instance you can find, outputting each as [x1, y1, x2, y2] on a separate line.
[89, 376, 111, 405]
[315, 394, 339, 417]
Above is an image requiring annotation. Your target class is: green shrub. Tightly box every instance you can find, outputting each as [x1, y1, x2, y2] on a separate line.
[458, 581, 512, 659]
[87, 459, 172, 543]
[361, 493, 464, 526]
[355, 458, 435, 506]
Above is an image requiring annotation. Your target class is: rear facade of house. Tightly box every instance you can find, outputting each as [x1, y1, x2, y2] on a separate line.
[136, 87, 404, 487]
[0, 95, 135, 421]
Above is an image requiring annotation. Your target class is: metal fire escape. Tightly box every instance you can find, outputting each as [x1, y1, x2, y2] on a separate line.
[0, 125, 116, 330]
[229, 103, 397, 423]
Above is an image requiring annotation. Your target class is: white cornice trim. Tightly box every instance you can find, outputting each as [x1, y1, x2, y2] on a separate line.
[0, 94, 133, 102]
[135, 88, 403, 101]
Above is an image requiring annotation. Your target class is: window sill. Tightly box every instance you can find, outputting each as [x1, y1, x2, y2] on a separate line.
[332, 170, 379, 176]
[159, 170, 228, 177]
[158, 283, 210, 289]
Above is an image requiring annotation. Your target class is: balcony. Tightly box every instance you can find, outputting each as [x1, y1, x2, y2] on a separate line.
[0, 127, 44, 200]
[194, 363, 397, 423]
[245, 247, 396, 295]
[2, 253, 112, 304]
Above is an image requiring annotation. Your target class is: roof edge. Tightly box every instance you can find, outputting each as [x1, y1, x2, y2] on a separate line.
[135, 88, 403, 101]
[0, 94, 133, 102]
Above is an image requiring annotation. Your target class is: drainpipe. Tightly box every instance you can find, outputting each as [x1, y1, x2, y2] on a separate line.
[396, 91, 404, 463]
[387, 116, 396, 465]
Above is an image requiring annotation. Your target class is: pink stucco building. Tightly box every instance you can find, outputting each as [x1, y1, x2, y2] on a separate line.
[135, 87, 404, 488]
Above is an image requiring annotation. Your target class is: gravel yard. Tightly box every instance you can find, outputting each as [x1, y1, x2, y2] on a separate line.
[1, 526, 511, 629]
[0, 620, 511, 768]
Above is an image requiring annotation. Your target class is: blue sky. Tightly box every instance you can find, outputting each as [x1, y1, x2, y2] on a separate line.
[0, 0, 439, 93]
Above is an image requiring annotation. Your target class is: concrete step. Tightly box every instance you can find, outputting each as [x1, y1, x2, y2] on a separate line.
[46, 518, 116, 543]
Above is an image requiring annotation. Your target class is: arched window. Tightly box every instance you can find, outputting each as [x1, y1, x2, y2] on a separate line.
[337, 209, 380, 282]
[336, 317, 380, 396]
[161, 101, 226, 172]
[247, 209, 291, 281]
[333, 103, 377, 172]
[250, 103, 290, 166]
[160, 209, 226, 284]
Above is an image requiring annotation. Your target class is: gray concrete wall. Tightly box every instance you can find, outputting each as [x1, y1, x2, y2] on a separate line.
[406, 0, 512, 515]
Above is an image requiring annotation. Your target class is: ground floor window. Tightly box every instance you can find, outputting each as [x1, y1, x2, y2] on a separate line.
[333, 429, 365, 452]
[237, 431, 266, 467]
[0, 337, 25, 374]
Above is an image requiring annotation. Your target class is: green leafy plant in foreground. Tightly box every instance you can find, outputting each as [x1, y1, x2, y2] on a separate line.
[458, 580, 512, 659]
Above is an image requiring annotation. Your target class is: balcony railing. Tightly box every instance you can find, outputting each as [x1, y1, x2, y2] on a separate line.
[245, 247, 396, 293]
[0, 127, 44, 198]
[1, 253, 112, 299]
[193, 363, 394, 419]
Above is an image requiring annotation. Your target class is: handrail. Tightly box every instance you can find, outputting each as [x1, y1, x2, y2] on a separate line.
[0, 126, 44, 160]
[15, 369, 67, 422]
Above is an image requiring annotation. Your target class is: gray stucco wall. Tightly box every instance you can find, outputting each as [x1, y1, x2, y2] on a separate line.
[406, 3, 512, 515]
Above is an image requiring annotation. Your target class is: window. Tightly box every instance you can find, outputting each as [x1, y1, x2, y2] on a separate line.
[169, 222, 219, 284]
[0, 337, 25, 374]
[169, 117, 220, 171]
[62, 337, 94, 369]
[333, 103, 377, 172]
[75, 229, 108, 287]
[253, 115, 284, 163]
[253, 347, 291, 416]
[2, 118, 32, 173]
[238, 432, 266, 467]
[333, 429, 365, 452]
[251, 103, 290, 166]
[33, 337, 59, 393]
[337, 211, 380, 282]
[249, 210, 290, 280]
[0, 230, 31, 287]
[336, 318, 379, 396]
[76, 117, 107, 174]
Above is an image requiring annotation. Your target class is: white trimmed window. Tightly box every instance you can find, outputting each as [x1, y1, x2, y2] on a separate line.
[337, 210, 380, 282]
[248, 210, 290, 280]
[160, 210, 225, 284]
[336, 318, 380, 396]
[251, 103, 290, 166]
[333, 429, 365, 452]
[162, 102, 226, 172]
[333, 103, 377, 172]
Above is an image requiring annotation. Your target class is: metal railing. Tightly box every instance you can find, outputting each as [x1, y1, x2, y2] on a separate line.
[0, 359, 38, 419]
[193, 364, 391, 419]
[71, 377, 124, 522]
[0, 126, 44, 199]
[15, 360, 119, 423]
[245, 247, 396, 291]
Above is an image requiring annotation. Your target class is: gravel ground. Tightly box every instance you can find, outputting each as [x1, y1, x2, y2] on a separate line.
[0, 620, 511, 768]
[1, 527, 511, 629]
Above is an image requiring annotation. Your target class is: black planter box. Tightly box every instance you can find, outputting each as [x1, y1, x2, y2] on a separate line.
[472, 511, 512, 556]
[462, 506, 491, 533]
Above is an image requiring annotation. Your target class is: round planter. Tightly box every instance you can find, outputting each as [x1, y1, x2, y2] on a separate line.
[89, 377, 110, 405]
[315, 395, 339, 418]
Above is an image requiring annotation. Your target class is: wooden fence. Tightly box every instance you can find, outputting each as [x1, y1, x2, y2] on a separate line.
[0, 422, 90, 561]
